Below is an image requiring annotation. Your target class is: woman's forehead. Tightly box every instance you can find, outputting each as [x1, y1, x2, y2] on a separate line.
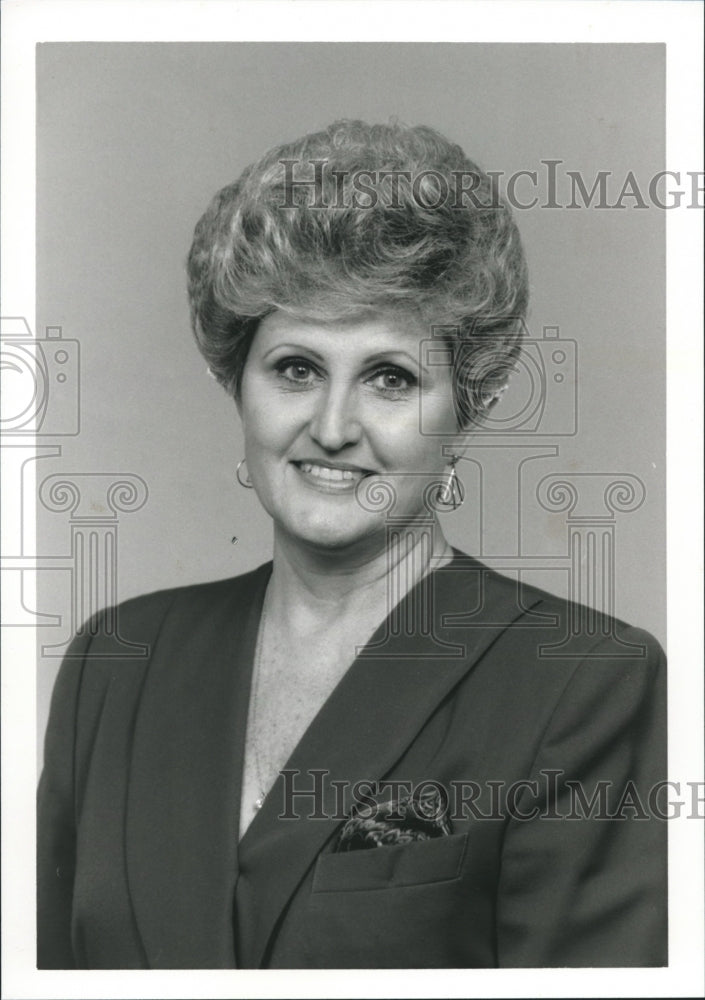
[254, 308, 431, 355]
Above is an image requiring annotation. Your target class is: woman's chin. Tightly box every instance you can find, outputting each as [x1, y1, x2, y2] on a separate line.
[277, 511, 384, 555]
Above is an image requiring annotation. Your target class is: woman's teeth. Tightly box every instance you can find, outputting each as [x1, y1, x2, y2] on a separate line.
[299, 462, 360, 481]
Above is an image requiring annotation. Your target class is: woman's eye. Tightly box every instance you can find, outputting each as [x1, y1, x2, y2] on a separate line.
[275, 359, 318, 385]
[368, 367, 416, 394]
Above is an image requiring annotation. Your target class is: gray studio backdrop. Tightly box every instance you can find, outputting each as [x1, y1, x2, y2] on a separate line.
[36, 43, 666, 765]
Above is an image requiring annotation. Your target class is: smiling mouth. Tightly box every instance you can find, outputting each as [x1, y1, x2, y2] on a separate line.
[293, 461, 374, 487]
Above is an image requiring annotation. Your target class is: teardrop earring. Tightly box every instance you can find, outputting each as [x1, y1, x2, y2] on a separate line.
[436, 456, 465, 510]
[236, 458, 254, 489]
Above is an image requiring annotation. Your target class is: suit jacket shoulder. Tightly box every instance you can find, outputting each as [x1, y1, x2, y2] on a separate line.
[444, 548, 664, 660]
[38, 561, 272, 969]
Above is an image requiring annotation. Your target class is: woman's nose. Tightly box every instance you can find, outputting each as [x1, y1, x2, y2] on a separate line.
[308, 385, 362, 451]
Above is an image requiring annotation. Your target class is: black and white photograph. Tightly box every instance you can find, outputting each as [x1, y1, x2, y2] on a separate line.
[1, 1, 703, 997]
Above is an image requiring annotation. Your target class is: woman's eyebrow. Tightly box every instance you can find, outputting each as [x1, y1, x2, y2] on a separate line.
[261, 343, 430, 374]
[261, 343, 326, 363]
[363, 350, 428, 373]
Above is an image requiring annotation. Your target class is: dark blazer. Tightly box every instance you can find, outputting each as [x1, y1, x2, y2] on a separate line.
[37, 551, 667, 969]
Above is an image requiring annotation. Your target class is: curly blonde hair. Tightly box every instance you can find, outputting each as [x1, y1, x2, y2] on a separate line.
[187, 119, 528, 427]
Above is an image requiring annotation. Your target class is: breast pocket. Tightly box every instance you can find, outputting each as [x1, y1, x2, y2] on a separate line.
[312, 831, 469, 894]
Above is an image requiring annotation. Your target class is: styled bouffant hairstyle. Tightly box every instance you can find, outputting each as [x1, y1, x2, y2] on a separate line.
[187, 119, 528, 427]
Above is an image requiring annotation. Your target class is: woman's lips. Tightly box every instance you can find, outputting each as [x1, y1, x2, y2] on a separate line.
[292, 460, 373, 491]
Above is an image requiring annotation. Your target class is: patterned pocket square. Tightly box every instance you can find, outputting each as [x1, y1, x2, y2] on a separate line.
[335, 785, 452, 851]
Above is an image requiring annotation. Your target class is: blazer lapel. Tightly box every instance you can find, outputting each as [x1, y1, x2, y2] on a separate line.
[125, 564, 270, 968]
[236, 554, 542, 968]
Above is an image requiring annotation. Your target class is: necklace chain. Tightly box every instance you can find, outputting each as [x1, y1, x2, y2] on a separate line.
[249, 585, 271, 811]
[247, 541, 453, 814]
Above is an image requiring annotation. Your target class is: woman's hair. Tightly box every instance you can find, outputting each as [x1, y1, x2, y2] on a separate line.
[187, 119, 528, 427]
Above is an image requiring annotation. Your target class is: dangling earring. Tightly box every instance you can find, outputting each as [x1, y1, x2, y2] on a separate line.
[236, 458, 253, 489]
[436, 455, 465, 510]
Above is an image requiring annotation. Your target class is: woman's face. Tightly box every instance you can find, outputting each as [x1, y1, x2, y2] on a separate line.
[237, 309, 459, 555]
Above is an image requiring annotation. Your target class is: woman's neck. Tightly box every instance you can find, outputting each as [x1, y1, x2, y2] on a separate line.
[268, 522, 454, 635]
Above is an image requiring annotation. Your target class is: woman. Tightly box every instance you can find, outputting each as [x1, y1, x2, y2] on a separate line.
[38, 120, 666, 969]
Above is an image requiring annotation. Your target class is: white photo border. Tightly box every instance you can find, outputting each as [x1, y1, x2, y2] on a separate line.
[1, 1, 703, 997]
